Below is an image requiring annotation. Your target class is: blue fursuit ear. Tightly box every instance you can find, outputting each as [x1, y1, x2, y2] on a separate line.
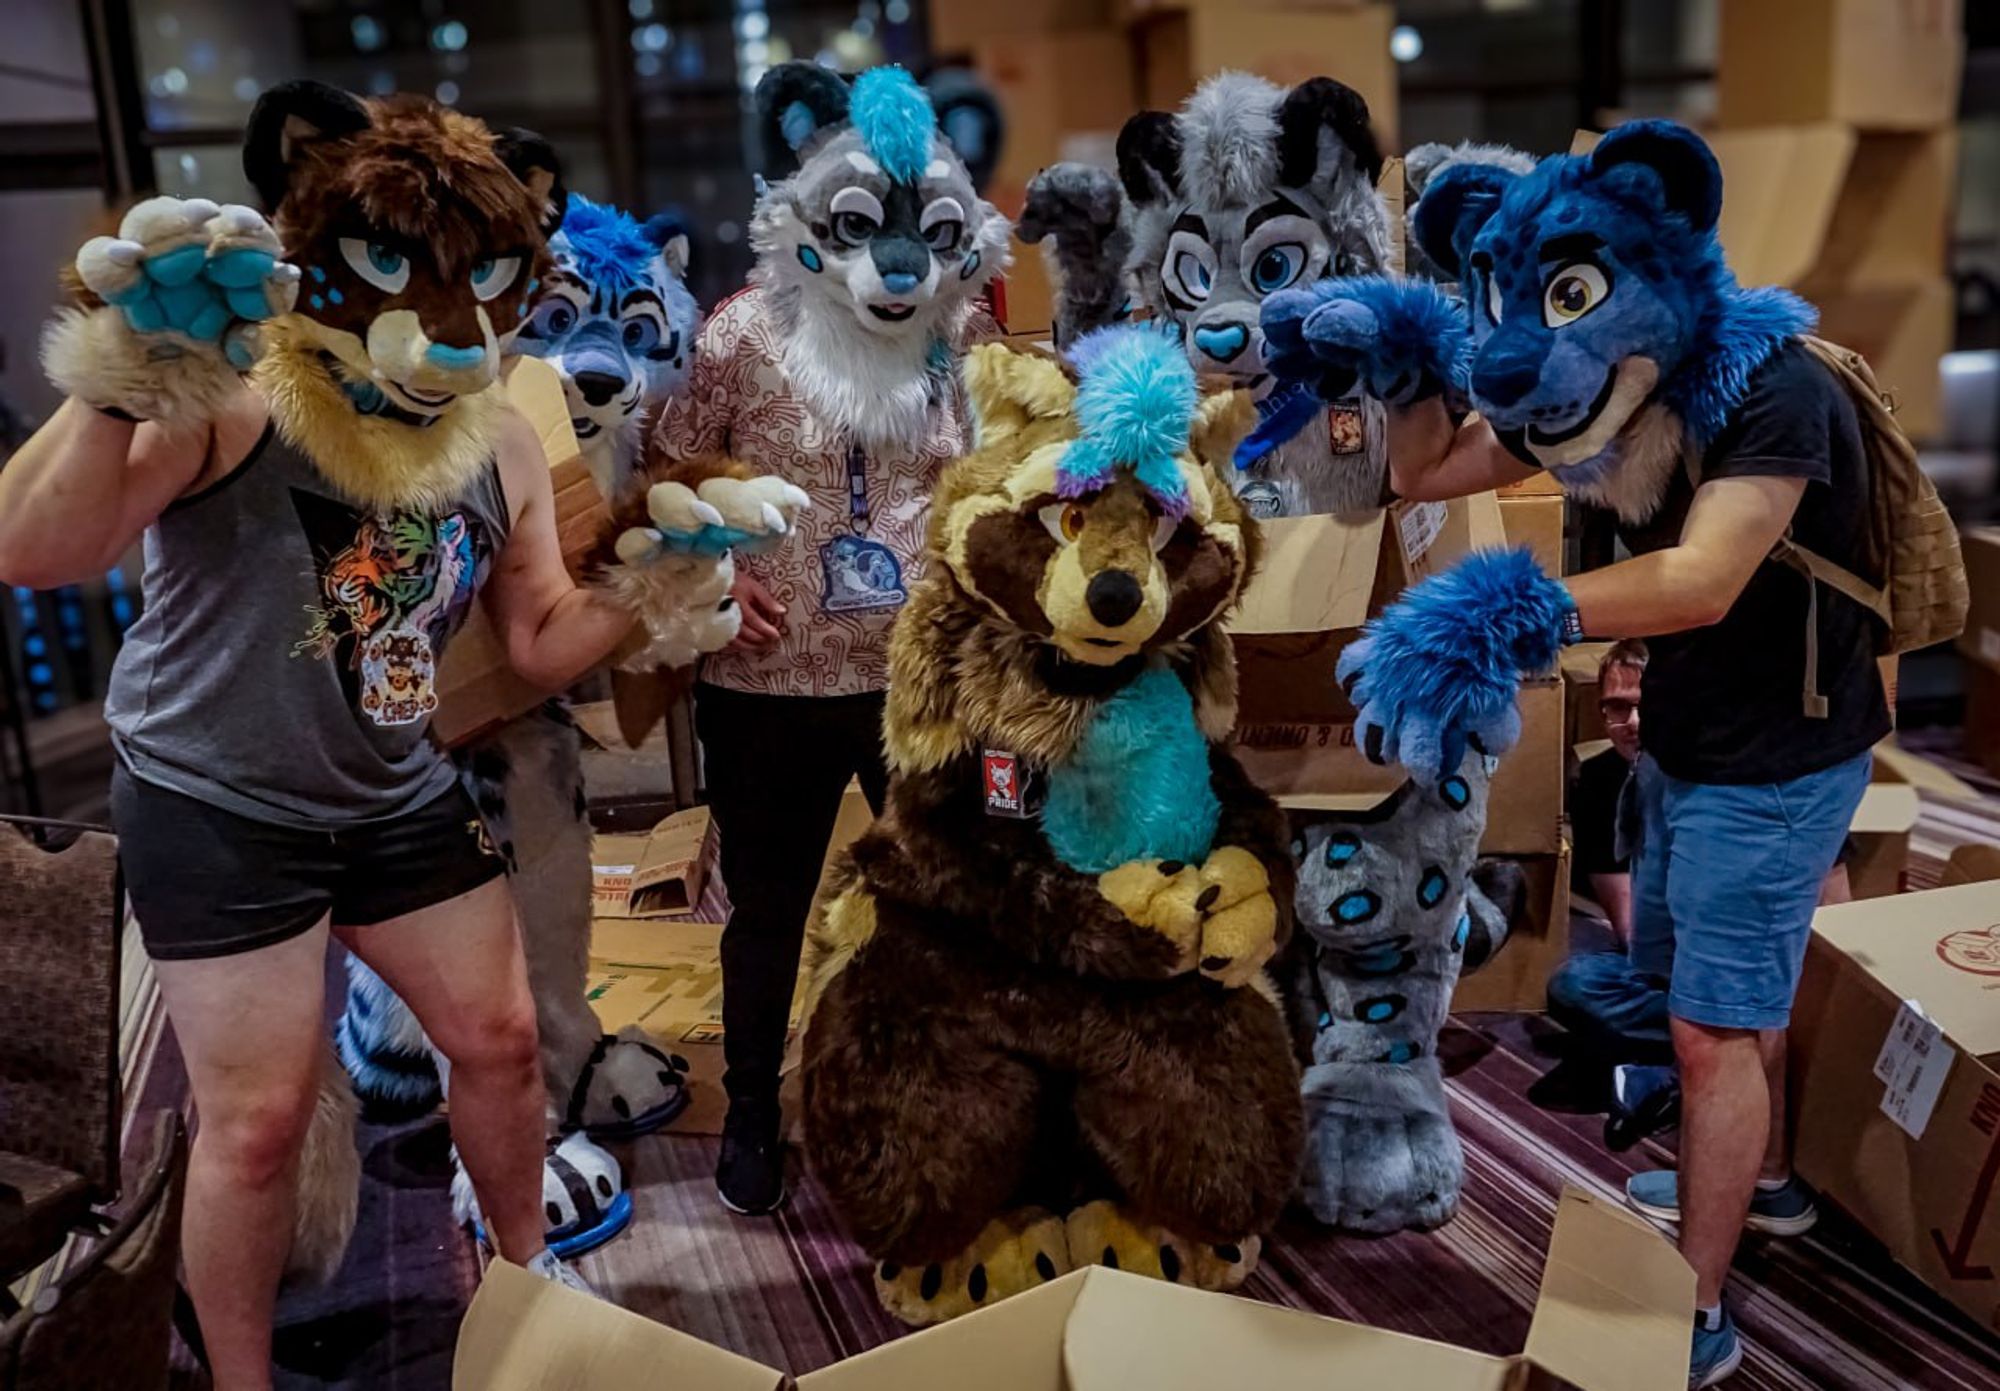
[1410, 161, 1519, 280]
[850, 65, 937, 185]
[1587, 119, 1722, 234]
[1061, 325, 1198, 518]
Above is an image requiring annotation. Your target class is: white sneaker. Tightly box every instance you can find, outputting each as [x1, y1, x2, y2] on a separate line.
[525, 1246, 599, 1298]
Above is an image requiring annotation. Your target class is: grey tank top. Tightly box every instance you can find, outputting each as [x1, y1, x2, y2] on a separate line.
[105, 424, 513, 829]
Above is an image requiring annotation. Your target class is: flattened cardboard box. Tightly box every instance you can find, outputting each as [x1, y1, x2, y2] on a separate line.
[1789, 881, 2000, 1334]
[454, 1185, 1692, 1391]
[591, 807, 712, 919]
[584, 784, 873, 1136]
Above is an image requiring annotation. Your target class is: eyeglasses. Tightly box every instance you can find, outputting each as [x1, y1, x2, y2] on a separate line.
[1600, 698, 1639, 724]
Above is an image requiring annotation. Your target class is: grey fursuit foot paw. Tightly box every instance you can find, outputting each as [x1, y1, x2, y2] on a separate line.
[1299, 1058, 1464, 1233]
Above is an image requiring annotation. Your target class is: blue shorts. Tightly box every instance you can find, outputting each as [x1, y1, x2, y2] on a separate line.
[1629, 749, 1872, 1031]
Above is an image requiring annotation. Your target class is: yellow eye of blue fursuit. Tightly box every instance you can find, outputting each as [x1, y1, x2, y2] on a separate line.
[849, 65, 936, 185]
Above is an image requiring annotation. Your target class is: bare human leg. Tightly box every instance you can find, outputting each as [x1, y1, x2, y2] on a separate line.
[338, 876, 546, 1262]
[153, 921, 333, 1391]
[1672, 1015, 1768, 1308]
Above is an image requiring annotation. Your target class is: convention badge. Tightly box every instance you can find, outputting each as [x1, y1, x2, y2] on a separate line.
[981, 749, 1043, 819]
[819, 443, 909, 614]
[1327, 403, 1365, 455]
[818, 534, 907, 613]
[1236, 478, 1285, 521]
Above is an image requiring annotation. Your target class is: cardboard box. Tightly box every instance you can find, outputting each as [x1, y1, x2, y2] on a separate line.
[1561, 641, 1614, 749]
[1132, 3, 1396, 145]
[591, 807, 712, 919]
[454, 1184, 1694, 1391]
[973, 30, 1136, 209]
[1718, 0, 1964, 131]
[1449, 842, 1572, 1014]
[585, 917, 753, 1137]
[1112, 0, 1374, 20]
[1711, 124, 1956, 295]
[1788, 880, 2000, 1334]
[1958, 526, 2000, 673]
[1228, 494, 1563, 856]
[1813, 277, 1953, 442]
[1846, 751, 1923, 900]
[432, 356, 613, 747]
[1712, 124, 1960, 295]
[1497, 470, 1566, 577]
[929, 0, 1110, 55]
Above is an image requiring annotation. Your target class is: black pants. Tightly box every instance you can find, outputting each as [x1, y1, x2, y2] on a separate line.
[695, 683, 889, 1106]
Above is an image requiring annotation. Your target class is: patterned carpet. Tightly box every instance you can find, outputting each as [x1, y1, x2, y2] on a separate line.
[123, 727, 2000, 1389]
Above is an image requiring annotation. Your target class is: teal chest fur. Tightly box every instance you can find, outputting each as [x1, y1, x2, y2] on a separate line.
[1041, 666, 1219, 875]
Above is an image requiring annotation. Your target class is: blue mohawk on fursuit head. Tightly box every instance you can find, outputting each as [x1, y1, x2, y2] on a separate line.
[1060, 324, 1199, 519]
[553, 193, 681, 296]
[849, 65, 937, 185]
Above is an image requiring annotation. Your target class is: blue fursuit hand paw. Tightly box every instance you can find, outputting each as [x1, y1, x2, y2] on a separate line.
[1336, 548, 1570, 782]
[76, 197, 299, 369]
[1261, 276, 1468, 409]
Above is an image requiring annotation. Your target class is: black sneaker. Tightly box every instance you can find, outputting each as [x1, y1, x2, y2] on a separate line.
[716, 1096, 789, 1215]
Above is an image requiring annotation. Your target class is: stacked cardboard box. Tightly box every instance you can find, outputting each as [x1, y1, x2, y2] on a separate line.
[1227, 494, 1570, 1011]
[1789, 879, 2000, 1333]
[1713, 0, 1964, 440]
[933, 0, 1396, 335]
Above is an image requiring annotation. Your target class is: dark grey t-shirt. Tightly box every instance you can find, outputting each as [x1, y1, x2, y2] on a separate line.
[105, 424, 512, 828]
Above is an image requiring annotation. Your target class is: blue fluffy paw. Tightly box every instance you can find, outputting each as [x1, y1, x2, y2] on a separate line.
[1262, 276, 1468, 408]
[1336, 548, 1570, 782]
[76, 197, 299, 357]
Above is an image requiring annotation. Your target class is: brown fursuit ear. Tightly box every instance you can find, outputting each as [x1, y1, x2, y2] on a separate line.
[961, 341, 1077, 447]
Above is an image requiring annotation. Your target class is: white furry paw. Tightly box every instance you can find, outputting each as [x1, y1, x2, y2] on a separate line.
[604, 548, 742, 671]
[696, 474, 811, 544]
[48, 196, 297, 421]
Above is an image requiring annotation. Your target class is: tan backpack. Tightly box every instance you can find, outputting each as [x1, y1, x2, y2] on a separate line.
[1763, 336, 1968, 716]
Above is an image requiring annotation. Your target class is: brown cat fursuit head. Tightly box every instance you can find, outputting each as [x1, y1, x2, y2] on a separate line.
[801, 333, 1302, 1327]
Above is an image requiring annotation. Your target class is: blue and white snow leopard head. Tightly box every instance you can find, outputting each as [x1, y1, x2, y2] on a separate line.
[746, 62, 1009, 446]
[1411, 120, 1814, 521]
[515, 193, 700, 461]
[1118, 72, 1392, 394]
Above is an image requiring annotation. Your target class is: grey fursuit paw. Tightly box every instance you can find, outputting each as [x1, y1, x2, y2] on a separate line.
[1298, 1057, 1464, 1233]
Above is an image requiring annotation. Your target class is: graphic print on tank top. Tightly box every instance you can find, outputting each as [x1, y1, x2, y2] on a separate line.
[288, 489, 491, 729]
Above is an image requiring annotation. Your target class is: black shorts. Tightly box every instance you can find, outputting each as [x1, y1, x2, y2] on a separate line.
[112, 765, 505, 962]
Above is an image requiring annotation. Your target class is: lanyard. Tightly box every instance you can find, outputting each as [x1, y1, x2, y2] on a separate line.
[846, 443, 871, 534]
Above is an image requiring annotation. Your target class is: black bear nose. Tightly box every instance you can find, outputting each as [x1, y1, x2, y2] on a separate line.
[1086, 569, 1144, 627]
[573, 370, 625, 406]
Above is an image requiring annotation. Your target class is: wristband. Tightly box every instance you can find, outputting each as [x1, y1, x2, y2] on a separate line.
[1558, 592, 1585, 646]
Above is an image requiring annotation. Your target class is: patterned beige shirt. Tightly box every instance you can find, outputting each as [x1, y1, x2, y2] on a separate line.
[651, 287, 975, 698]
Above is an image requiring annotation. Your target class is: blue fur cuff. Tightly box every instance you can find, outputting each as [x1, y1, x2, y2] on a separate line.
[1337, 548, 1569, 780]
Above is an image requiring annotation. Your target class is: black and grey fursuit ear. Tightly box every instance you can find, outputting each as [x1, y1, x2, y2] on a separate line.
[1115, 111, 1182, 206]
[923, 66, 1004, 193]
[755, 62, 853, 177]
[1409, 161, 1518, 280]
[494, 127, 567, 238]
[641, 211, 693, 279]
[1276, 77, 1384, 192]
[1588, 119, 1723, 233]
[242, 79, 370, 211]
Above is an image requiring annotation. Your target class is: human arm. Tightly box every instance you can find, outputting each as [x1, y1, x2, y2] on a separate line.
[483, 408, 639, 690]
[1566, 474, 1807, 635]
[1590, 872, 1635, 947]
[1385, 405, 1537, 501]
[0, 402, 216, 588]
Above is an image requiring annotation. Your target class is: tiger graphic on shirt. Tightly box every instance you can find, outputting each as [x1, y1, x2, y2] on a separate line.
[290, 489, 490, 727]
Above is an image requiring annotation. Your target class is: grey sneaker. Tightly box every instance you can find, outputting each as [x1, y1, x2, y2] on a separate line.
[525, 1246, 599, 1298]
[1625, 1170, 1818, 1236]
